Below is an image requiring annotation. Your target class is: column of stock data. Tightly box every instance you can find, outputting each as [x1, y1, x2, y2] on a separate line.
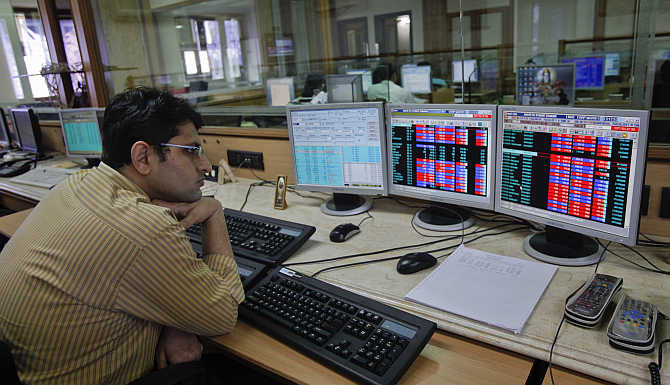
[501, 128, 633, 228]
[392, 122, 488, 196]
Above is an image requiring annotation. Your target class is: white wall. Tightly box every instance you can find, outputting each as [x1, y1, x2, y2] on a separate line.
[334, 0, 424, 53]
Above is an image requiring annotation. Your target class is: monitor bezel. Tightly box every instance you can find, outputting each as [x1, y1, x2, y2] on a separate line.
[286, 102, 388, 196]
[345, 69, 372, 94]
[516, 63, 576, 106]
[59, 107, 105, 159]
[561, 56, 606, 90]
[10, 108, 41, 155]
[385, 103, 498, 211]
[326, 74, 364, 103]
[0, 107, 11, 148]
[494, 105, 649, 246]
[400, 64, 432, 94]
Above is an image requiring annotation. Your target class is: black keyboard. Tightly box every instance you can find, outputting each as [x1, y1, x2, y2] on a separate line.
[241, 266, 436, 385]
[187, 233, 267, 290]
[0, 159, 33, 177]
[187, 208, 316, 265]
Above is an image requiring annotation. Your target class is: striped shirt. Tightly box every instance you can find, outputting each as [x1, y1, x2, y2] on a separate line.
[0, 162, 244, 385]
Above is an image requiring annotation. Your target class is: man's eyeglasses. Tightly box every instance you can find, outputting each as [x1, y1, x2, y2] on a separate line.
[159, 143, 204, 159]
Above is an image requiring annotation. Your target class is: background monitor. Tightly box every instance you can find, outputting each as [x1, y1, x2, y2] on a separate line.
[605, 53, 620, 77]
[10, 108, 42, 156]
[401, 64, 432, 93]
[495, 106, 649, 266]
[387, 104, 497, 231]
[327, 74, 364, 103]
[59, 108, 104, 167]
[266, 77, 295, 106]
[561, 56, 605, 89]
[0, 107, 11, 148]
[346, 69, 372, 94]
[516, 64, 575, 106]
[452, 59, 478, 83]
[287, 102, 387, 215]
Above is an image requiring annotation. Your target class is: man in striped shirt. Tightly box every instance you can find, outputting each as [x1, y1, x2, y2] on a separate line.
[0, 87, 245, 384]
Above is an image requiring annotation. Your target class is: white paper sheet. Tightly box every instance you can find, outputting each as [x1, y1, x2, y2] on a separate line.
[406, 244, 557, 334]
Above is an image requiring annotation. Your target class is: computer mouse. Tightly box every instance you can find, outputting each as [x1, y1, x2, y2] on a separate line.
[329, 223, 360, 243]
[396, 252, 437, 274]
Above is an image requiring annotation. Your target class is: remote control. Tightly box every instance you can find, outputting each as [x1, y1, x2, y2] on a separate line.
[564, 273, 622, 327]
[606, 293, 658, 354]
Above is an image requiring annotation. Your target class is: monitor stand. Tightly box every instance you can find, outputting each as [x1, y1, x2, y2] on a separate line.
[523, 226, 604, 266]
[412, 205, 475, 231]
[321, 193, 372, 216]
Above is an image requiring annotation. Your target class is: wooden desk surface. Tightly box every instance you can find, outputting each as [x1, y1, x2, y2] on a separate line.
[0, 208, 31, 238]
[211, 321, 535, 385]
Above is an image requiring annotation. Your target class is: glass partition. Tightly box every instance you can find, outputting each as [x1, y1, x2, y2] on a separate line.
[5, 0, 670, 143]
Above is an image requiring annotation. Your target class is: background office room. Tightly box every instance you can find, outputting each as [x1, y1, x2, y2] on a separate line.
[0, 0, 670, 384]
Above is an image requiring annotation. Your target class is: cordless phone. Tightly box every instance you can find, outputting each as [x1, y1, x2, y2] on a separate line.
[606, 293, 658, 354]
[564, 274, 622, 328]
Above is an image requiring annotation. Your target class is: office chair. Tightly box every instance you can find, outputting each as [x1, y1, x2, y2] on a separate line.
[0, 341, 21, 384]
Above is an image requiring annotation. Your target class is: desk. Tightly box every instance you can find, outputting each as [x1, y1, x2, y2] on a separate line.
[0, 176, 666, 384]
[207, 179, 667, 385]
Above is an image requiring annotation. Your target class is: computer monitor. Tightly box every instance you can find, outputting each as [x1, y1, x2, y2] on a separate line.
[266, 77, 295, 106]
[287, 102, 387, 216]
[10, 108, 42, 157]
[516, 64, 576, 106]
[346, 69, 372, 94]
[561, 56, 605, 89]
[0, 107, 11, 149]
[326, 74, 364, 103]
[386, 104, 497, 230]
[401, 64, 432, 94]
[496, 106, 649, 266]
[605, 53, 620, 77]
[452, 59, 478, 83]
[59, 108, 104, 168]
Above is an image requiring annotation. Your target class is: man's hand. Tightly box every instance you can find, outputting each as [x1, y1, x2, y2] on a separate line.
[156, 327, 203, 369]
[153, 197, 230, 256]
[153, 197, 222, 228]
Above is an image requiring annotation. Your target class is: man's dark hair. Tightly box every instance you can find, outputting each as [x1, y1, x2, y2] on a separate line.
[372, 66, 389, 84]
[372, 62, 395, 84]
[101, 87, 203, 169]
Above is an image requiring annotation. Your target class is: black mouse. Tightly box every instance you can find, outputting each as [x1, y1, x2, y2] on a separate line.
[396, 252, 437, 274]
[329, 223, 360, 243]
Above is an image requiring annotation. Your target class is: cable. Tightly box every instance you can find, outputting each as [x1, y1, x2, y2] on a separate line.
[649, 338, 669, 385]
[622, 244, 668, 273]
[357, 211, 373, 227]
[599, 241, 670, 275]
[593, 241, 611, 274]
[283, 221, 525, 268]
[238, 180, 272, 212]
[548, 316, 565, 385]
[309, 226, 526, 278]
[640, 233, 670, 246]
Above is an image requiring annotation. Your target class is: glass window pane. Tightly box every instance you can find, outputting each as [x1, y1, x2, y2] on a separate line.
[184, 51, 198, 75]
[15, 12, 51, 98]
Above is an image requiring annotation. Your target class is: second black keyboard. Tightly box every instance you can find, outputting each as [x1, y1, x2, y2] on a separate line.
[240, 266, 437, 385]
[186, 208, 316, 265]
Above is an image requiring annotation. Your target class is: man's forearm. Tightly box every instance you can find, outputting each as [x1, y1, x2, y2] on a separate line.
[201, 209, 232, 256]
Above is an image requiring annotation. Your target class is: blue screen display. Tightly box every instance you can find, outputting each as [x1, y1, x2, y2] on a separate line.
[561, 57, 605, 89]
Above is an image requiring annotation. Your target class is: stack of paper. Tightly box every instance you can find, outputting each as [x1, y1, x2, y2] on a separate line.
[406, 245, 557, 334]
